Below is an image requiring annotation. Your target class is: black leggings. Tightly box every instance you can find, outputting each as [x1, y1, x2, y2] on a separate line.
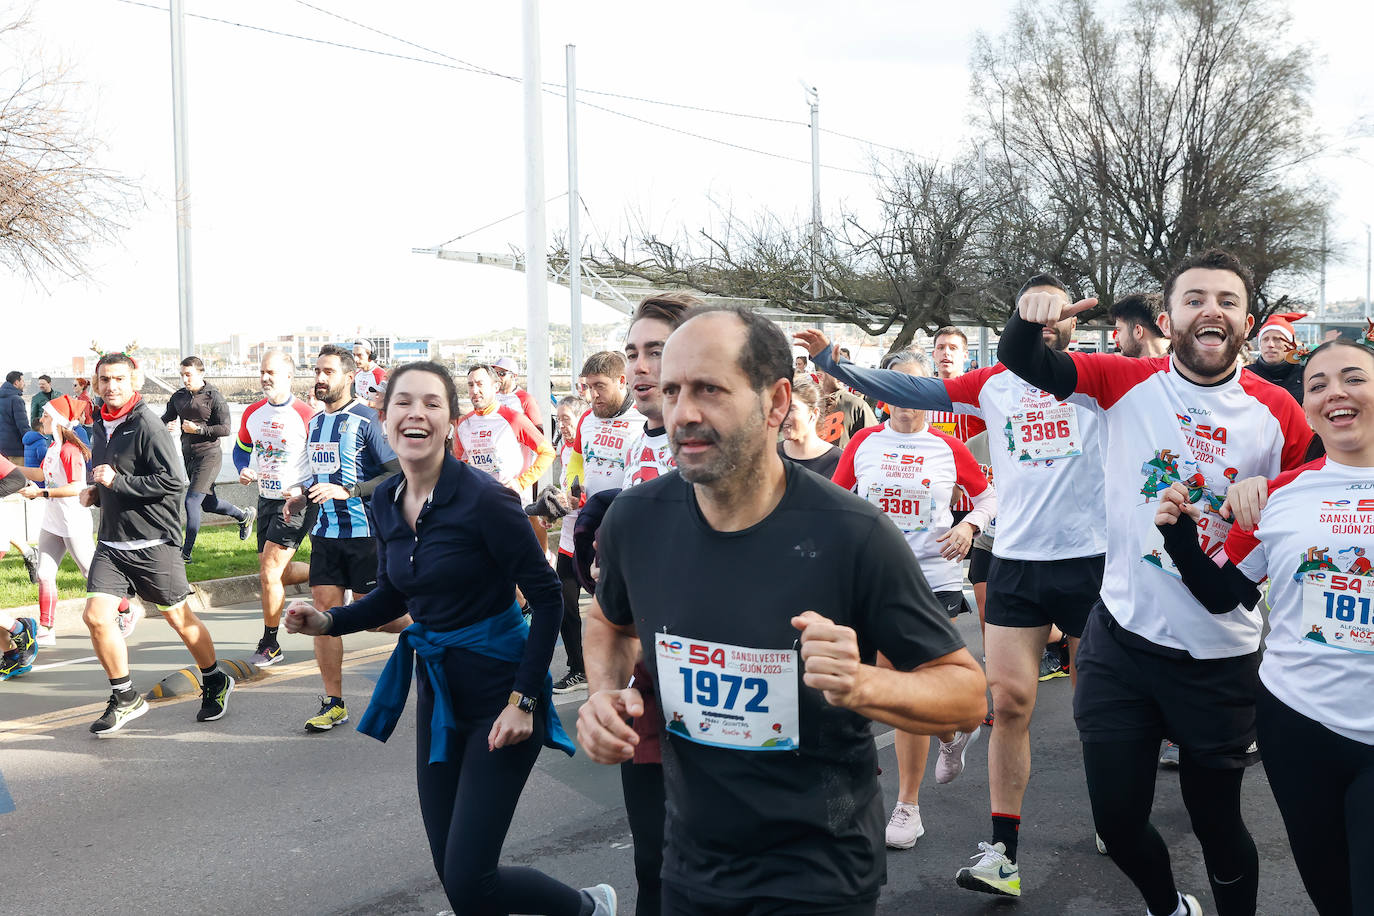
[620, 761, 664, 916]
[415, 671, 584, 915]
[1083, 739, 1257, 915]
[183, 489, 241, 557]
[555, 553, 584, 675]
[1257, 685, 1374, 916]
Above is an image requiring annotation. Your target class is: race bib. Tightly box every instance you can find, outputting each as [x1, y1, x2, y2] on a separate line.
[309, 442, 341, 476]
[258, 473, 282, 496]
[655, 634, 800, 751]
[866, 484, 932, 534]
[1007, 405, 1082, 462]
[1300, 572, 1374, 654]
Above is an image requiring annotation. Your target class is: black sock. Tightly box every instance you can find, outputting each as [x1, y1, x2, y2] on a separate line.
[578, 890, 594, 916]
[327, 695, 344, 707]
[992, 813, 1021, 862]
[200, 663, 221, 681]
[109, 677, 137, 704]
[262, 625, 279, 645]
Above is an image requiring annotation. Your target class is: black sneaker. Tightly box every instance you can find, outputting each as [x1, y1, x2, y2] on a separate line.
[21, 546, 39, 583]
[91, 692, 149, 737]
[197, 672, 235, 722]
[237, 505, 257, 541]
[552, 671, 587, 694]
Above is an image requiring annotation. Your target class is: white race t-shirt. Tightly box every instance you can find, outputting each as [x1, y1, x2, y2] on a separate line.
[41, 441, 92, 539]
[1226, 458, 1374, 743]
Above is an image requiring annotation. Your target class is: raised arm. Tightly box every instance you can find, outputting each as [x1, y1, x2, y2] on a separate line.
[795, 330, 955, 411]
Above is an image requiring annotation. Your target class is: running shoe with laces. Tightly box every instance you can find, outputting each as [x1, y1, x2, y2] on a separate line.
[197, 671, 235, 722]
[885, 801, 924, 849]
[237, 505, 257, 541]
[90, 692, 149, 737]
[955, 840, 1021, 897]
[1037, 646, 1068, 681]
[34, 624, 56, 647]
[1178, 892, 1203, 915]
[579, 884, 617, 915]
[305, 696, 349, 732]
[935, 726, 980, 785]
[117, 603, 145, 639]
[248, 639, 284, 668]
[552, 671, 587, 694]
[20, 545, 39, 583]
[1159, 740, 1180, 768]
[0, 649, 33, 681]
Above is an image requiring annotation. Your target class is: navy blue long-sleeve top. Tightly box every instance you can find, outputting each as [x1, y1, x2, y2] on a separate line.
[328, 455, 564, 699]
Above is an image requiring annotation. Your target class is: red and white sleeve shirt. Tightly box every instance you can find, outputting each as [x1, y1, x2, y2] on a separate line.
[1069, 353, 1312, 657]
[453, 404, 543, 500]
[1225, 457, 1374, 743]
[927, 410, 987, 512]
[833, 423, 995, 593]
[942, 366, 1107, 561]
[41, 440, 91, 538]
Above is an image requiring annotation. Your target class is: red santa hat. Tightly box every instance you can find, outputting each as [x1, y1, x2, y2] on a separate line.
[42, 395, 79, 429]
[1257, 311, 1308, 343]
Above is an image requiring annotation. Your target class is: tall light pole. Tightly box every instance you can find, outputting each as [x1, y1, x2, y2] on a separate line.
[522, 0, 550, 443]
[802, 82, 820, 301]
[566, 44, 582, 384]
[169, 0, 194, 357]
[1366, 222, 1371, 320]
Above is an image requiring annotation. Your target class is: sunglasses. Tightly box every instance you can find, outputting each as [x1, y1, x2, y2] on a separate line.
[493, 369, 511, 377]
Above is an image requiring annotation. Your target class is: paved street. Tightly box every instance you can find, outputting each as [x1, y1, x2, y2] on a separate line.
[0, 591, 1314, 915]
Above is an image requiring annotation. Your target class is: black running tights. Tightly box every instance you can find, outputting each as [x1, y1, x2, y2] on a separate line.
[620, 760, 664, 916]
[1083, 739, 1257, 916]
[415, 701, 584, 915]
[1257, 685, 1374, 916]
[183, 490, 241, 557]
[555, 552, 585, 675]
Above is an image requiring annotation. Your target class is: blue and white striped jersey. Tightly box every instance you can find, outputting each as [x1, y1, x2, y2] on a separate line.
[307, 399, 395, 539]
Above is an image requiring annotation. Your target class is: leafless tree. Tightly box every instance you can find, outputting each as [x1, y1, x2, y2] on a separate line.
[0, 11, 139, 279]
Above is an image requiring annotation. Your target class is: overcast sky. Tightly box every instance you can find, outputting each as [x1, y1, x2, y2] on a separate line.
[2, 0, 1370, 370]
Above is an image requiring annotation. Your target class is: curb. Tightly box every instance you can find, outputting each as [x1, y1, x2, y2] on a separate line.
[4, 573, 308, 619]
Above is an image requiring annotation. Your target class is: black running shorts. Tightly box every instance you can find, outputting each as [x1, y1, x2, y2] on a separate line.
[984, 554, 1104, 638]
[87, 542, 191, 608]
[967, 545, 993, 585]
[308, 535, 378, 593]
[1073, 603, 1261, 769]
[934, 589, 972, 619]
[256, 496, 318, 553]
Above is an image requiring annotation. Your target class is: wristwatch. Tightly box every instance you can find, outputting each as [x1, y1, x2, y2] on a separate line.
[508, 691, 538, 714]
[347, 482, 362, 499]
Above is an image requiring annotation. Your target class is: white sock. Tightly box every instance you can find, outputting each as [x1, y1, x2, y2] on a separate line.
[1147, 893, 1187, 916]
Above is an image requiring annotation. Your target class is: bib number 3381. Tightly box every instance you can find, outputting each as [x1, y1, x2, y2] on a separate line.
[654, 634, 800, 751]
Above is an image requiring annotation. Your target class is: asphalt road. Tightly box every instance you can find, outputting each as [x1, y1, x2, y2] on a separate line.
[0, 590, 1315, 915]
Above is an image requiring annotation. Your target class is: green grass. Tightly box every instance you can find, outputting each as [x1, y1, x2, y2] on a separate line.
[0, 522, 311, 610]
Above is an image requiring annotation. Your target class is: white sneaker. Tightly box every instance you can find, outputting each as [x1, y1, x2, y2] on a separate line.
[885, 801, 924, 849]
[580, 883, 617, 915]
[1153, 892, 1204, 916]
[935, 726, 980, 784]
[1095, 832, 1107, 855]
[117, 603, 145, 639]
[35, 625, 57, 647]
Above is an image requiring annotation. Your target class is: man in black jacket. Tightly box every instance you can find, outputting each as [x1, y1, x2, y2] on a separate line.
[1243, 312, 1305, 404]
[162, 356, 253, 561]
[79, 352, 234, 736]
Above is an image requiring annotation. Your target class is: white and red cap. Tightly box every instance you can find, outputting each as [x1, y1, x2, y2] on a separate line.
[42, 395, 79, 429]
[1258, 311, 1308, 343]
[493, 357, 519, 373]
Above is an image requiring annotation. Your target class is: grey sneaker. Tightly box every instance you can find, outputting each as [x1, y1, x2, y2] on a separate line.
[237, 505, 257, 541]
[20, 546, 39, 583]
[580, 883, 616, 915]
[1159, 740, 1180, 768]
[885, 801, 924, 849]
[249, 639, 284, 668]
[117, 603, 145, 639]
[935, 726, 980, 784]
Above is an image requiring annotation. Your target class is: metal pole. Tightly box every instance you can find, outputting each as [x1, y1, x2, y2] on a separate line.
[1318, 220, 1326, 327]
[805, 83, 821, 300]
[169, 0, 194, 357]
[979, 325, 989, 368]
[1366, 223, 1371, 321]
[566, 44, 582, 386]
[522, 0, 550, 449]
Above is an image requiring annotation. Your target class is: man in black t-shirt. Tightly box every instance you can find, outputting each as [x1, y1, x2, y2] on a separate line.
[578, 306, 986, 914]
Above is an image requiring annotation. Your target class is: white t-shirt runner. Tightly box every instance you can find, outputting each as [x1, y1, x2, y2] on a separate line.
[453, 404, 548, 503]
[557, 405, 647, 555]
[1067, 353, 1311, 657]
[833, 423, 995, 593]
[235, 396, 315, 500]
[41, 440, 92, 539]
[1226, 457, 1374, 743]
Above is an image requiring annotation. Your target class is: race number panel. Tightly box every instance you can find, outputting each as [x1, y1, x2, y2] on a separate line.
[1007, 404, 1082, 462]
[654, 633, 800, 751]
[1301, 572, 1374, 654]
[865, 484, 932, 534]
[308, 442, 341, 475]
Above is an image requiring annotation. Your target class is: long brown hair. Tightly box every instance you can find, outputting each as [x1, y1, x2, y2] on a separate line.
[57, 424, 91, 463]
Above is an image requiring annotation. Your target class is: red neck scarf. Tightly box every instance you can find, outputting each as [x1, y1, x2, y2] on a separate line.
[100, 391, 142, 423]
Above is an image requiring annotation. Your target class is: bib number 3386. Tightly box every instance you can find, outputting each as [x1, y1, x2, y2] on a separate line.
[654, 634, 800, 751]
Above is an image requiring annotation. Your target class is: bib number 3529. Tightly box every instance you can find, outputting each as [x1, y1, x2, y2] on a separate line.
[654, 634, 800, 751]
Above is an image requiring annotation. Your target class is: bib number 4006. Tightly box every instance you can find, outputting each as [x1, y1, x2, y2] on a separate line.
[678, 667, 769, 713]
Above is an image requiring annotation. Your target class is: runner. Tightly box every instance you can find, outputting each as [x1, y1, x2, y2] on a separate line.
[351, 338, 386, 401]
[815, 362, 876, 449]
[578, 305, 986, 915]
[284, 361, 615, 916]
[453, 364, 554, 500]
[0, 455, 40, 680]
[998, 249, 1312, 916]
[778, 380, 842, 478]
[553, 351, 644, 693]
[1158, 334, 1374, 916]
[234, 350, 316, 668]
[797, 281, 1109, 899]
[492, 356, 546, 432]
[285, 345, 405, 732]
[161, 356, 253, 562]
[1111, 293, 1171, 359]
[832, 349, 996, 852]
[78, 352, 234, 735]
